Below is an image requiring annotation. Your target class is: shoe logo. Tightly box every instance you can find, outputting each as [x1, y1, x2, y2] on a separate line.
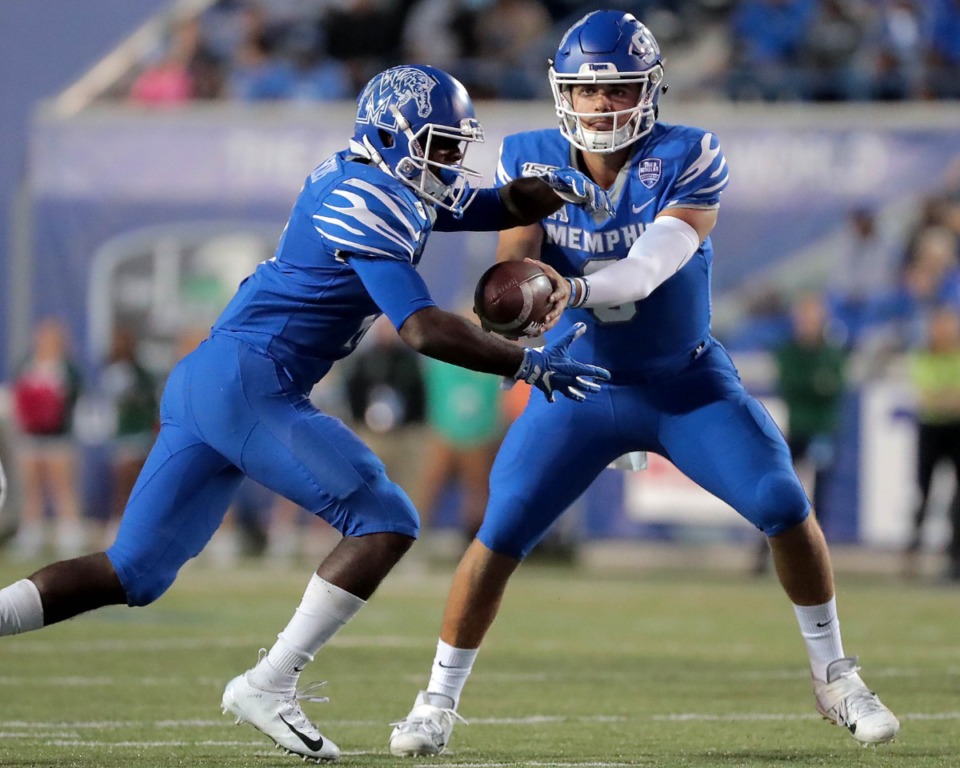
[278, 714, 325, 753]
[815, 618, 834, 628]
[293, 665, 305, 673]
[631, 199, 655, 215]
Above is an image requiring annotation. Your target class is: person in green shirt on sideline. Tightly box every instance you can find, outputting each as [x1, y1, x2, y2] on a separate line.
[417, 336, 504, 545]
[755, 293, 847, 574]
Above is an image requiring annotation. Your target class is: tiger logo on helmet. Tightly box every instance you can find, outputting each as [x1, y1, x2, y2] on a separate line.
[351, 65, 484, 217]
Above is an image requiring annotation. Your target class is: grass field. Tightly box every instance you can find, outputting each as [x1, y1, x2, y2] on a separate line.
[0, 552, 957, 767]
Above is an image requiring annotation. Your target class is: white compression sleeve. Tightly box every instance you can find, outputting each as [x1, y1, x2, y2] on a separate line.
[579, 215, 701, 308]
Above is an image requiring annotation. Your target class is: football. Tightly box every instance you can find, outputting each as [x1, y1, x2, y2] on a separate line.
[474, 260, 554, 338]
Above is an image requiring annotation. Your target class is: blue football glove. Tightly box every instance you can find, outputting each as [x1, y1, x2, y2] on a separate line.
[537, 167, 615, 224]
[514, 322, 611, 402]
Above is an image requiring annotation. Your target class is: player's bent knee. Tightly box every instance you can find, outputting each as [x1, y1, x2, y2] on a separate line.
[751, 470, 810, 537]
[120, 569, 178, 607]
[336, 474, 420, 539]
[476, 529, 526, 561]
[106, 548, 178, 607]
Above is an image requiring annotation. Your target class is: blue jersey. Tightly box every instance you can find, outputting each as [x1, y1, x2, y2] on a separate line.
[496, 124, 728, 383]
[482, 125, 807, 562]
[213, 150, 502, 393]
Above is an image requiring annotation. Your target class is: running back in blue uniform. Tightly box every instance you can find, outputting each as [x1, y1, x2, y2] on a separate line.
[390, 16, 899, 756]
[0, 65, 613, 762]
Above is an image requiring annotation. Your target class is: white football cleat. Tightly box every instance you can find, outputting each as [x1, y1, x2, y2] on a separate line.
[222, 673, 340, 762]
[813, 657, 900, 745]
[389, 690, 465, 756]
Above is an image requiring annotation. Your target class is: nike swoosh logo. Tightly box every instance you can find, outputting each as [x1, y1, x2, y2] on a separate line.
[541, 371, 554, 391]
[631, 199, 655, 214]
[437, 661, 456, 669]
[815, 618, 834, 628]
[278, 714, 325, 752]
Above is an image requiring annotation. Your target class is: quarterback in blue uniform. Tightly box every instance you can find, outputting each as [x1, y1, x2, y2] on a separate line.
[390, 13, 899, 756]
[0, 65, 612, 761]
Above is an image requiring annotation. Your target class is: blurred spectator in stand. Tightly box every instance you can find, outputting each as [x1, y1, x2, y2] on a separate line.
[755, 293, 847, 574]
[905, 304, 960, 581]
[862, 0, 927, 100]
[801, 0, 870, 101]
[416, 310, 505, 549]
[858, 223, 960, 363]
[925, 0, 960, 98]
[325, 0, 404, 93]
[281, 22, 352, 103]
[9, 319, 85, 559]
[829, 206, 901, 343]
[472, 0, 552, 99]
[401, 0, 476, 74]
[228, 3, 296, 100]
[130, 16, 203, 104]
[343, 316, 427, 508]
[726, 0, 817, 101]
[97, 328, 159, 546]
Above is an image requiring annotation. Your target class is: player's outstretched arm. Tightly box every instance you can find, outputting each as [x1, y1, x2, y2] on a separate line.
[498, 169, 612, 227]
[398, 309, 608, 402]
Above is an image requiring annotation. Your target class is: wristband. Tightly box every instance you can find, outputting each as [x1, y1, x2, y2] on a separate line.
[514, 347, 534, 381]
[575, 278, 591, 308]
[567, 277, 590, 309]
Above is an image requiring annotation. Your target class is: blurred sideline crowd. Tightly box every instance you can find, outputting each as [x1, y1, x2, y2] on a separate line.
[116, 0, 960, 106]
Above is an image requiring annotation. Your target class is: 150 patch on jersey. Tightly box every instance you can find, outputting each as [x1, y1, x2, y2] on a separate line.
[638, 158, 662, 189]
[520, 162, 558, 177]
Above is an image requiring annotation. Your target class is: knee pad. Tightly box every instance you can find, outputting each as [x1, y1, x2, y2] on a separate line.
[751, 470, 810, 536]
[476, 493, 541, 561]
[106, 548, 178, 607]
[476, 526, 526, 562]
[332, 472, 420, 539]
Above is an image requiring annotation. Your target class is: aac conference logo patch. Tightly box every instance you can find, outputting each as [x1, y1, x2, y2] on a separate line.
[638, 158, 661, 189]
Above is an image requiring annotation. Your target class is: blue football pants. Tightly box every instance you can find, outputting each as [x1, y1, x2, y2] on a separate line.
[107, 334, 419, 605]
[479, 341, 810, 560]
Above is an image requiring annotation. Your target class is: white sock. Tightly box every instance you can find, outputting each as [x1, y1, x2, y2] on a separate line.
[426, 639, 478, 709]
[0, 579, 44, 637]
[793, 597, 845, 682]
[247, 575, 365, 692]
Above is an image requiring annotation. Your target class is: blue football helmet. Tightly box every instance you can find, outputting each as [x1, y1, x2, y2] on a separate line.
[549, 11, 665, 154]
[352, 65, 484, 217]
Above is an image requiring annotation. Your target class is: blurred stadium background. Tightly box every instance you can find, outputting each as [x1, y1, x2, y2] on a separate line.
[2, 0, 960, 567]
[2, 2, 960, 766]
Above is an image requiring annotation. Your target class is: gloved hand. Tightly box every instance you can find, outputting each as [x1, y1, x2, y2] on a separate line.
[514, 322, 611, 402]
[537, 167, 615, 223]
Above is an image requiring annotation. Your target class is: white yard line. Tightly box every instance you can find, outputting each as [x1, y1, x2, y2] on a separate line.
[0, 634, 424, 654]
[1, 711, 957, 734]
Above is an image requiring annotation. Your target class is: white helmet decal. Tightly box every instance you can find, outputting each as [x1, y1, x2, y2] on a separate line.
[357, 67, 436, 130]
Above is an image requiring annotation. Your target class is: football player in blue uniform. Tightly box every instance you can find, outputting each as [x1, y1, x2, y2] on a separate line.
[0, 65, 612, 761]
[389, 13, 899, 756]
